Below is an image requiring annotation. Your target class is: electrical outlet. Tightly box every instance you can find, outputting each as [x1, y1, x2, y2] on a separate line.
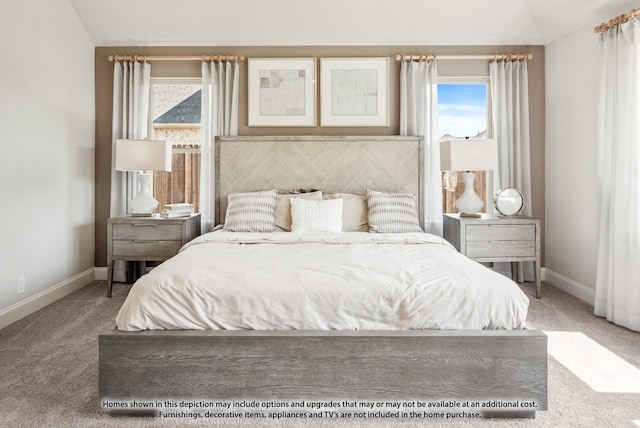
[17, 276, 26, 295]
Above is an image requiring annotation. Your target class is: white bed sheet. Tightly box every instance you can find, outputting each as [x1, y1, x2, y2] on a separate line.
[115, 231, 529, 331]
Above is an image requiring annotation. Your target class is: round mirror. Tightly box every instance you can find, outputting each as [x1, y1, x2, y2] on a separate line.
[494, 188, 524, 216]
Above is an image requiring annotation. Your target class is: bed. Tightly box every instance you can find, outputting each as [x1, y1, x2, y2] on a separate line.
[99, 136, 547, 418]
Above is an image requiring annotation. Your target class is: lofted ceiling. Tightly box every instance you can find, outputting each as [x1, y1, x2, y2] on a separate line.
[69, 0, 635, 47]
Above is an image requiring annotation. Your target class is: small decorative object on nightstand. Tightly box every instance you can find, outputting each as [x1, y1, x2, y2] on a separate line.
[494, 188, 525, 216]
[106, 213, 201, 297]
[443, 213, 542, 298]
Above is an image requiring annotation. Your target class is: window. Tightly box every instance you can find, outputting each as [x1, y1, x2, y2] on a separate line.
[149, 79, 202, 212]
[438, 79, 491, 213]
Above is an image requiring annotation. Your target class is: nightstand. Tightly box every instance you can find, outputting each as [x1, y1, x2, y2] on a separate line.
[443, 213, 542, 298]
[106, 214, 201, 297]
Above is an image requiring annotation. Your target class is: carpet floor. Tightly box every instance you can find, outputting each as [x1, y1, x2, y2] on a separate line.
[0, 280, 638, 428]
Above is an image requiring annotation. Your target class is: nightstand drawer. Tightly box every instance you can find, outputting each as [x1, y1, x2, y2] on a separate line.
[466, 240, 536, 258]
[112, 223, 182, 240]
[466, 224, 535, 242]
[112, 240, 183, 258]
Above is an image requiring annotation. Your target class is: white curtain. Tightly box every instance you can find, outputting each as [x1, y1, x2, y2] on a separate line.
[399, 60, 442, 236]
[595, 18, 640, 332]
[490, 60, 534, 282]
[200, 61, 239, 232]
[110, 60, 151, 282]
[110, 60, 151, 216]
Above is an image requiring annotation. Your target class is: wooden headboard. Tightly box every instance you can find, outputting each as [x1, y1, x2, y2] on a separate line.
[215, 135, 424, 227]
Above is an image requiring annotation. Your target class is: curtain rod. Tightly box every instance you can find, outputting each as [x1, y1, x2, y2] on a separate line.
[395, 53, 532, 62]
[594, 7, 640, 33]
[108, 54, 245, 63]
[108, 53, 532, 63]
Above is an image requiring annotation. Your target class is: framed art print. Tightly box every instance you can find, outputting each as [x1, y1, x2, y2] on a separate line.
[320, 57, 389, 126]
[248, 58, 317, 127]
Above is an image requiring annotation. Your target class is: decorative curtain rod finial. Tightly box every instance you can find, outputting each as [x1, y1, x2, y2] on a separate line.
[594, 6, 640, 33]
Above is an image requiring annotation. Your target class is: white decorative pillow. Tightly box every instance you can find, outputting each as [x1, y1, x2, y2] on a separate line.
[366, 190, 423, 233]
[323, 193, 368, 232]
[290, 198, 343, 233]
[275, 190, 323, 231]
[223, 189, 277, 232]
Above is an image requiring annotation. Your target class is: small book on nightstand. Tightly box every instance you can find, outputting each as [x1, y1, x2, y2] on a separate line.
[164, 203, 195, 211]
[160, 210, 194, 218]
[160, 203, 195, 218]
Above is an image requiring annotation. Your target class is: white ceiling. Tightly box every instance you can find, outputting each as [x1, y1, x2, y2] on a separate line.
[69, 0, 635, 47]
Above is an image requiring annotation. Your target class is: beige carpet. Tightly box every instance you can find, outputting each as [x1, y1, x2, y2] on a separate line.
[1, 280, 639, 428]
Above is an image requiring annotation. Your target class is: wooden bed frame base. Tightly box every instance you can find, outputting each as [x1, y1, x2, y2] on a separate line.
[99, 329, 547, 419]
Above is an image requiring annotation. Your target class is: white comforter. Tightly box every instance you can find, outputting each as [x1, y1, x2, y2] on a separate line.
[115, 231, 529, 331]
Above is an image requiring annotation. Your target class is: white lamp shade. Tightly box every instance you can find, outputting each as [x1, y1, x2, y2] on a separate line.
[115, 139, 172, 172]
[440, 139, 498, 171]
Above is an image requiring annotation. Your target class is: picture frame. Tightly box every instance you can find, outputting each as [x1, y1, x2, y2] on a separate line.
[320, 57, 389, 127]
[248, 58, 317, 127]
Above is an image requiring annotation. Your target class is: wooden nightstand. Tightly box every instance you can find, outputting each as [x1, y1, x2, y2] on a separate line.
[106, 214, 201, 297]
[443, 213, 542, 298]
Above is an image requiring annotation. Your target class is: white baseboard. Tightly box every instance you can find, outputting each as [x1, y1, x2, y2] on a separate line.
[543, 268, 596, 306]
[0, 268, 95, 330]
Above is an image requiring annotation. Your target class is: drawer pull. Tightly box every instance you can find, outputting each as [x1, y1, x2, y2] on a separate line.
[133, 223, 159, 227]
[133, 239, 160, 243]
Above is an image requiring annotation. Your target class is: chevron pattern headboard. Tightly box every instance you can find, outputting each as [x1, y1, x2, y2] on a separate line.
[215, 135, 424, 227]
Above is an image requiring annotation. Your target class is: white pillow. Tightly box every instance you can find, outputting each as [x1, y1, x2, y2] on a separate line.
[275, 190, 323, 231]
[366, 190, 423, 233]
[223, 189, 277, 232]
[290, 198, 343, 233]
[323, 193, 368, 232]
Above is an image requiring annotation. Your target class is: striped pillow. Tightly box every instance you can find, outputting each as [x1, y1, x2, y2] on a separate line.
[366, 190, 423, 233]
[223, 189, 277, 232]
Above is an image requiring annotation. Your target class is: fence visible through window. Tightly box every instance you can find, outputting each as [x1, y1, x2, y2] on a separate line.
[150, 81, 202, 213]
[153, 146, 200, 213]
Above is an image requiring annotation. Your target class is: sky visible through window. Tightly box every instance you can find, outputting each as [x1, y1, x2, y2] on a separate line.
[438, 83, 487, 139]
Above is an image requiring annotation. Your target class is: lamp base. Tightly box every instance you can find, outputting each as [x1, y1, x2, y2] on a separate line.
[454, 172, 484, 216]
[130, 172, 159, 215]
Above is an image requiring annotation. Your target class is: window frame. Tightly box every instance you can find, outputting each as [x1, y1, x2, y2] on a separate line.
[148, 78, 203, 212]
[437, 76, 492, 140]
[148, 77, 203, 153]
[437, 76, 495, 214]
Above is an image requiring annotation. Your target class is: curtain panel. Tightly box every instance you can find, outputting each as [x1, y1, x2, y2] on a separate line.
[110, 61, 151, 216]
[200, 61, 240, 232]
[399, 60, 442, 236]
[490, 60, 534, 282]
[595, 19, 640, 332]
[110, 61, 151, 282]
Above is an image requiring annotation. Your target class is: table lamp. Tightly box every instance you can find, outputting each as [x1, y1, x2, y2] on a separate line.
[440, 138, 498, 217]
[115, 139, 172, 216]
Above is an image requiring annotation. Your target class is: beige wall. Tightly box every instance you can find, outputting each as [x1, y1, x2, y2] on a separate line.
[95, 45, 545, 266]
[0, 0, 94, 321]
[545, 26, 598, 304]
